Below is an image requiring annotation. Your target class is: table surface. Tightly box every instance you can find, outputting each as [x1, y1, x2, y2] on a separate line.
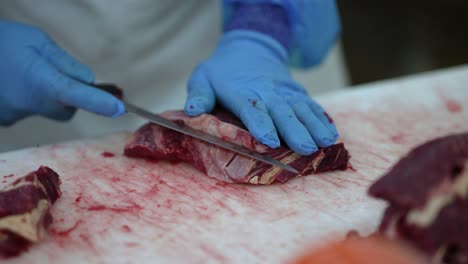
[1, 66, 467, 264]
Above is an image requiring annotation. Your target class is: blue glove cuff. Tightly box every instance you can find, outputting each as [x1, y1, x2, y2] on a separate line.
[223, 0, 341, 68]
[219, 30, 288, 63]
[224, 3, 291, 50]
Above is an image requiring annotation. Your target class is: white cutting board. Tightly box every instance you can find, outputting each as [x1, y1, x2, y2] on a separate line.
[1, 66, 467, 264]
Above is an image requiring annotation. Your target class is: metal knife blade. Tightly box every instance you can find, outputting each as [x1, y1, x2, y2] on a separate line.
[92, 83, 298, 174]
[123, 102, 299, 174]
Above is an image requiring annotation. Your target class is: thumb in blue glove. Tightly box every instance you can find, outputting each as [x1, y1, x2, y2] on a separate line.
[184, 31, 339, 155]
[0, 20, 125, 126]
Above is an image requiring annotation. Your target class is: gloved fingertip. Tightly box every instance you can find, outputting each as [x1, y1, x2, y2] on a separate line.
[332, 131, 340, 141]
[318, 137, 336, 147]
[297, 142, 318, 156]
[111, 101, 126, 118]
[185, 98, 209, 116]
[259, 132, 280, 149]
[184, 103, 203, 116]
[325, 126, 339, 141]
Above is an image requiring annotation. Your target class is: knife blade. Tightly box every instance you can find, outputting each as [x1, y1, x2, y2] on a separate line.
[94, 83, 299, 174]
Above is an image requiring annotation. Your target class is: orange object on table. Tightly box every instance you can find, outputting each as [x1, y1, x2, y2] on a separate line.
[289, 235, 427, 264]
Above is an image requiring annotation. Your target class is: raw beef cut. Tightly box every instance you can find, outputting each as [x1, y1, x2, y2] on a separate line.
[0, 166, 62, 258]
[368, 132, 468, 263]
[124, 109, 350, 184]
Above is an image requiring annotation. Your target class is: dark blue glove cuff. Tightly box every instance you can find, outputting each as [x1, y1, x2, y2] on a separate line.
[225, 3, 291, 51]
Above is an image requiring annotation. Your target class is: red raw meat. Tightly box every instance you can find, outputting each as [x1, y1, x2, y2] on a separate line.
[0, 166, 62, 258]
[124, 109, 350, 184]
[368, 132, 468, 263]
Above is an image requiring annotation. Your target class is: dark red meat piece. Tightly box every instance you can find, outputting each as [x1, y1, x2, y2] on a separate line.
[399, 197, 468, 259]
[368, 132, 468, 263]
[124, 109, 350, 184]
[369, 133, 468, 208]
[0, 166, 62, 258]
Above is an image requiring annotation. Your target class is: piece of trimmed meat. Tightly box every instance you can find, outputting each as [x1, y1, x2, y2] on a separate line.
[0, 166, 62, 258]
[124, 108, 350, 184]
[368, 132, 468, 263]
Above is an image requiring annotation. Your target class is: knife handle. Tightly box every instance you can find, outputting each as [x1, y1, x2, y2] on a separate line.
[93, 83, 124, 99]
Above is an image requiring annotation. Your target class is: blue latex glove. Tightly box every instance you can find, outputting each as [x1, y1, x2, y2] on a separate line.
[0, 20, 125, 126]
[185, 30, 339, 155]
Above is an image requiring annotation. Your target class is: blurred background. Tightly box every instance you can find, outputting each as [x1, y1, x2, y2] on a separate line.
[336, 0, 468, 85]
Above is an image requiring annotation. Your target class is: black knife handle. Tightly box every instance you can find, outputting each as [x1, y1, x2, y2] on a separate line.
[93, 83, 124, 99]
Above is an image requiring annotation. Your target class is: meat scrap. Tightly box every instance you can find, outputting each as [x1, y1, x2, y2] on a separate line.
[124, 109, 350, 184]
[368, 132, 468, 263]
[0, 166, 62, 258]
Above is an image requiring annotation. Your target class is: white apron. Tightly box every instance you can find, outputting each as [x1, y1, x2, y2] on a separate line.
[0, 0, 348, 152]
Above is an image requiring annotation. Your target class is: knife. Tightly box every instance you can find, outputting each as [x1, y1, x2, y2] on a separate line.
[94, 83, 299, 174]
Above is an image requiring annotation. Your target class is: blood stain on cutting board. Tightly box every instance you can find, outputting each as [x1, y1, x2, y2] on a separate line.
[445, 100, 463, 113]
[390, 133, 406, 144]
[335, 94, 464, 151]
[347, 164, 357, 172]
[1, 174, 15, 184]
[199, 243, 229, 263]
[436, 89, 463, 113]
[319, 175, 370, 189]
[37, 139, 364, 263]
[39, 144, 288, 258]
[50, 220, 82, 237]
[329, 93, 468, 198]
[101, 151, 115, 158]
[121, 225, 132, 233]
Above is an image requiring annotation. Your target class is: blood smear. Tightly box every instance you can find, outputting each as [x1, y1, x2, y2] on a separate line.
[125, 242, 139, 247]
[445, 99, 463, 113]
[86, 204, 142, 214]
[390, 133, 405, 144]
[121, 225, 132, 233]
[348, 164, 357, 172]
[323, 112, 334, 124]
[101, 152, 115, 158]
[50, 220, 82, 237]
[437, 89, 463, 113]
[111, 177, 121, 183]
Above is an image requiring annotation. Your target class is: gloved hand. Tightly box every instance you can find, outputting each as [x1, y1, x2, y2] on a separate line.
[185, 31, 339, 155]
[0, 20, 124, 126]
